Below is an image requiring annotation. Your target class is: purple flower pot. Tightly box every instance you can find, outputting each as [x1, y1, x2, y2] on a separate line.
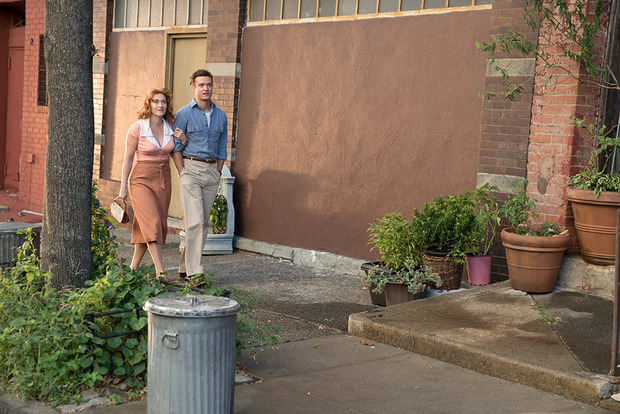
[465, 255, 492, 286]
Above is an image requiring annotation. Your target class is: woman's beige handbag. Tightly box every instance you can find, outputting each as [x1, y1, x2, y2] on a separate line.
[110, 197, 129, 223]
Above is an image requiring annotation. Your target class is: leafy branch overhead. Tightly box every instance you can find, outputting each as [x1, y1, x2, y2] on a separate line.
[476, 0, 613, 101]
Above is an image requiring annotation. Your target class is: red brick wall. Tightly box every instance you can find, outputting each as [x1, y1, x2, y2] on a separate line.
[19, 0, 47, 212]
[18, 0, 113, 212]
[479, 0, 538, 179]
[526, 0, 610, 249]
[479, 0, 539, 278]
[92, 0, 113, 180]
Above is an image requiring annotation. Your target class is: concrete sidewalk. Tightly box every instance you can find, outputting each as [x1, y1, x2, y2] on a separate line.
[84, 335, 615, 414]
[74, 231, 620, 413]
[2, 227, 620, 412]
[350, 281, 620, 409]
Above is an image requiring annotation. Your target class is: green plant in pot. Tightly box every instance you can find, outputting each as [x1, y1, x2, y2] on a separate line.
[411, 192, 484, 290]
[362, 213, 421, 306]
[466, 184, 501, 285]
[363, 261, 441, 306]
[500, 180, 570, 293]
[567, 118, 620, 265]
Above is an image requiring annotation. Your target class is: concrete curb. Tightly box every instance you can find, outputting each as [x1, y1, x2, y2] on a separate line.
[0, 394, 57, 414]
[233, 236, 365, 276]
[349, 311, 613, 406]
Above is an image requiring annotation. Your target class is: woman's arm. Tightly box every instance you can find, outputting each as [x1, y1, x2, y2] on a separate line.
[119, 132, 139, 203]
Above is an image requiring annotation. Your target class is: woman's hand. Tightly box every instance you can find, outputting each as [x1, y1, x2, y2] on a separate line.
[174, 128, 187, 148]
[119, 186, 128, 204]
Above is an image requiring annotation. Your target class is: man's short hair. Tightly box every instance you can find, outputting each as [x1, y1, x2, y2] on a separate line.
[190, 69, 213, 85]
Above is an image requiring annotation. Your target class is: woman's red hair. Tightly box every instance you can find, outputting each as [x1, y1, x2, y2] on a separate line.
[137, 88, 174, 124]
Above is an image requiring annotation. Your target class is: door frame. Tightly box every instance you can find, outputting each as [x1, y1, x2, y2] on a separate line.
[163, 29, 208, 219]
[163, 28, 208, 90]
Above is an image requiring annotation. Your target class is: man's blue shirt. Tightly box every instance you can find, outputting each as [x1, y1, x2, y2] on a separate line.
[172, 99, 228, 160]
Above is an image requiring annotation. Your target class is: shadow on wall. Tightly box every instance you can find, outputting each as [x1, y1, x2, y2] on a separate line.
[234, 169, 374, 259]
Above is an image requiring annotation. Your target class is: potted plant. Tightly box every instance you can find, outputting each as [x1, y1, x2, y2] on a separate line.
[567, 117, 620, 265]
[363, 261, 442, 306]
[362, 213, 421, 306]
[411, 192, 484, 290]
[500, 180, 570, 293]
[465, 184, 501, 286]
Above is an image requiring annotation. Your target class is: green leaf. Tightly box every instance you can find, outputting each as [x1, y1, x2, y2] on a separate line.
[107, 337, 122, 349]
[79, 356, 94, 369]
[133, 362, 146, 376]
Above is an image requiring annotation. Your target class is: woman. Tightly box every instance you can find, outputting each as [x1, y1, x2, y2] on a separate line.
[118, 88, 183, 278]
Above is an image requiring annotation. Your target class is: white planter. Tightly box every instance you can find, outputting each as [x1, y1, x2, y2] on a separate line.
[179, 165, 235, 255]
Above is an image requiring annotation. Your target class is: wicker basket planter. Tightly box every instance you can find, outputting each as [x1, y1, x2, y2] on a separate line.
[422, 251, 463, 290]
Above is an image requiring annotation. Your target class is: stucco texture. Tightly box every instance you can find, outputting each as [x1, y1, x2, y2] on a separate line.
[103, 30, 166, 181]
[236, 10, 491, 261]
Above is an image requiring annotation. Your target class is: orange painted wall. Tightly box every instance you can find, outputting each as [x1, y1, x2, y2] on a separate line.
[102, 30, 166, 181]
[236, 10, 491, 260]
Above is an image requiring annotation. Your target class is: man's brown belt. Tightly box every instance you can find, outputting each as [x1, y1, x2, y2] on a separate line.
[183, 156, 216, 163]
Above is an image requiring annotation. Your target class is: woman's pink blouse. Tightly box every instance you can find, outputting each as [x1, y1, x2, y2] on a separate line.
[127, 119, 175, 162]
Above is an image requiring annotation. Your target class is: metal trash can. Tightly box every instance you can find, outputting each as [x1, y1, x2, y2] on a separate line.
[144, 294, 241, 414]
[0, 222, 41, 269]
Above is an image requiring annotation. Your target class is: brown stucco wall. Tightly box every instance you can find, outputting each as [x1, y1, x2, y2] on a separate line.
[236, 10, 491, 261]
[102, 30, 166, 181]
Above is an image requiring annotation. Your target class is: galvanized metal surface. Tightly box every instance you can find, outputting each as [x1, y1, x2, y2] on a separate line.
[0, 222, 41, 267]
[144, 295, 240, 318]
[145, 295, 240, 414]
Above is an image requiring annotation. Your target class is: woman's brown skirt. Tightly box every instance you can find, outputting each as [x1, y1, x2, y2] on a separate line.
[129, 160, 171, 245]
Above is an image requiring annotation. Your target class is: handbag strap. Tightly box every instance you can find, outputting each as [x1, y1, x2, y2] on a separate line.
[113, 196, 126, 207]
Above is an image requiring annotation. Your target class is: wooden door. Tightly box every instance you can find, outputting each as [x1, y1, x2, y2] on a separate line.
[4, 26, 24, 191]
[165, 33, 207, 219]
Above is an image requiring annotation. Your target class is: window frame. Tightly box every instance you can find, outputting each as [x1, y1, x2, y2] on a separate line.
[247, 0, 491, 25]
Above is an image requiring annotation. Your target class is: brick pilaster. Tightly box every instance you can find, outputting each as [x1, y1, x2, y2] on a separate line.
[205, 0, 245, 172]
[526, 0, 610, 248]
[478, 0, 538, 186]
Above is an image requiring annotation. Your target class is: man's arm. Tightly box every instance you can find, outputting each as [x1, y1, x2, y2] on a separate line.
[216, 115, 228, 173]
[171, 151, 184, 174]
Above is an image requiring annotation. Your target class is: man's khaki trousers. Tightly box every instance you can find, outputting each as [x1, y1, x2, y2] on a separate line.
[178, 159, 220, 276]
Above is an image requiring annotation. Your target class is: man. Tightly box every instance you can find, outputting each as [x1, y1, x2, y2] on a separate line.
[171, 69, 228, 278]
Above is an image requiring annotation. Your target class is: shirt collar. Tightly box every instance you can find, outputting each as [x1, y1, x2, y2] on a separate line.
[190, 99, 216, 111]
[139, 119, 173, 137]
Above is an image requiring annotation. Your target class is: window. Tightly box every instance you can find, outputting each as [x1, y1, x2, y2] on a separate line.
[37, 35, 47, 107]
[249, 0, 491, 22]
[113, 0, 209, 29]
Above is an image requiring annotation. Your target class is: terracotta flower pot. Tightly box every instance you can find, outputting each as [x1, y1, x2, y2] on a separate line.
[501, 227, 570, 293]
[566, 187, 620, 265]
[465, 255, 492, 286]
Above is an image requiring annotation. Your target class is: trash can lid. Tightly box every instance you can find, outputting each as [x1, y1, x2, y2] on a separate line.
[144, 295, 241, 318]
[0, 222, 42, 233]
